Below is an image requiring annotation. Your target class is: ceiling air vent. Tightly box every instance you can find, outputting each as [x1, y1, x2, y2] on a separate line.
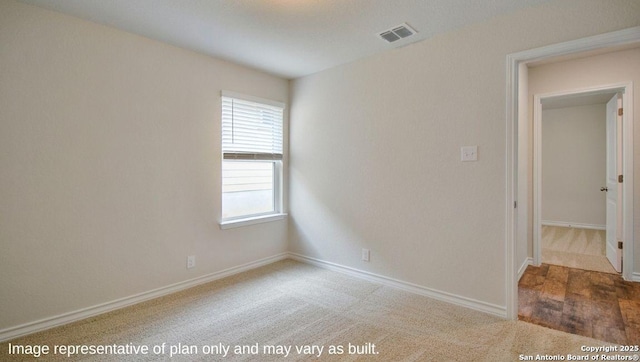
[378, 23, 417, 43]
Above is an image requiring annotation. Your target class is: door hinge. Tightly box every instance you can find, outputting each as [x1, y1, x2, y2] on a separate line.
[514, 201, 517, 208]
[618, 108, 623, 116]
[618, 241, 623, 249]
[619, 175, 624, 183]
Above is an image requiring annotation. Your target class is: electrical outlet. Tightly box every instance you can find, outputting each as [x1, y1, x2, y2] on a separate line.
[362, 248, 370, 262]
[187, 255, 195, 269]
[461, 146, 478, 162]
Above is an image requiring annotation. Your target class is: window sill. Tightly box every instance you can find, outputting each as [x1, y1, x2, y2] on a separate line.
[219, 213, 288, 230]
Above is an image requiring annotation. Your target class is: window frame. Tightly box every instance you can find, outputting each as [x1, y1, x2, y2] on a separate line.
[219, 91, 286, 229]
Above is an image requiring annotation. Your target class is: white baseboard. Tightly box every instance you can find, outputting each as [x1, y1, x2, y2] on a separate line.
[0, 253, 289, 343]
[518, 257, 534, 281]
[632, 273, 640, 283]
[541, 220, 605, 230]
[288, 253, 506, 318]
[2, 251, 513, 342]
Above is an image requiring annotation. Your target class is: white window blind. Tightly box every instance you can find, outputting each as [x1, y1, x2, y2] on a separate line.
[221, 92, 283, 160]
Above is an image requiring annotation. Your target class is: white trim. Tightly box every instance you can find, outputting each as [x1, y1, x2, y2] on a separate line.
[632, 273, 640, 283]
[541, 220, 606, 230]
[506, 26, 640, 320]
[621, 84, 635, 281]
[220, 213, 287, 229]
[505, 41, 519, 321]
[1, 252, 508, 342]
[510, 27, 640, 65]
[518, 257, 534, 281]
[533, 92, 542, 267]
[0, 253, 289, 343]
[289, 253, 506, 318]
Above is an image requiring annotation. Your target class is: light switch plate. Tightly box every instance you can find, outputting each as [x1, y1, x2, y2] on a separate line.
[362, 248, 370, 262]
[461, 146, 478, 162]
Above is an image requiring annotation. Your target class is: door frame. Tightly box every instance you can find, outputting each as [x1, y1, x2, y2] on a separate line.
[532, 84, 630, 269]
[505, 26, 640, 320]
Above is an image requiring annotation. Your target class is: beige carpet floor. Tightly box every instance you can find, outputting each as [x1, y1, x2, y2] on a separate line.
[1, 260, 630, 361]
[542, 226, 617, 274]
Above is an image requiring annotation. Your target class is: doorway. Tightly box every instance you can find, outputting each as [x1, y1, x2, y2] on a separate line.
[505, 26, 639, 320]
[533, 89, 624, 275]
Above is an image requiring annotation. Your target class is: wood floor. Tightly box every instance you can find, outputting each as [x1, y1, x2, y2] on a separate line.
[518, 263, 640, 344]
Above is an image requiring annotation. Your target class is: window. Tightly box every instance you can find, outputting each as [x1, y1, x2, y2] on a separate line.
[220, 91, 284, 226]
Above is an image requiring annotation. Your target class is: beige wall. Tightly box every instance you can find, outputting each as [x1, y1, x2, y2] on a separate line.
[541, 104, 607, 227]
[289, 0, 640, 310]
[2, 0, 640, 334]
[0, 0, 288, 331]
[528, 47, 640, 272]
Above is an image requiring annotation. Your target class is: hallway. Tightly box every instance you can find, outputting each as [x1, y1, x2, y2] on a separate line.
[519, 263, 640, 344]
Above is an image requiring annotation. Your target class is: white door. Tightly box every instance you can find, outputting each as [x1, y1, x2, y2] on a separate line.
[605, 93, 622, 272]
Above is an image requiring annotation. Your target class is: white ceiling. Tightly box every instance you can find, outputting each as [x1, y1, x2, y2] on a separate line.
[18, 0, 552, 79]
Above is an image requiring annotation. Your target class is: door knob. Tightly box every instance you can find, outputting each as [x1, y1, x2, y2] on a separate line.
[600, 187, 608, 192]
